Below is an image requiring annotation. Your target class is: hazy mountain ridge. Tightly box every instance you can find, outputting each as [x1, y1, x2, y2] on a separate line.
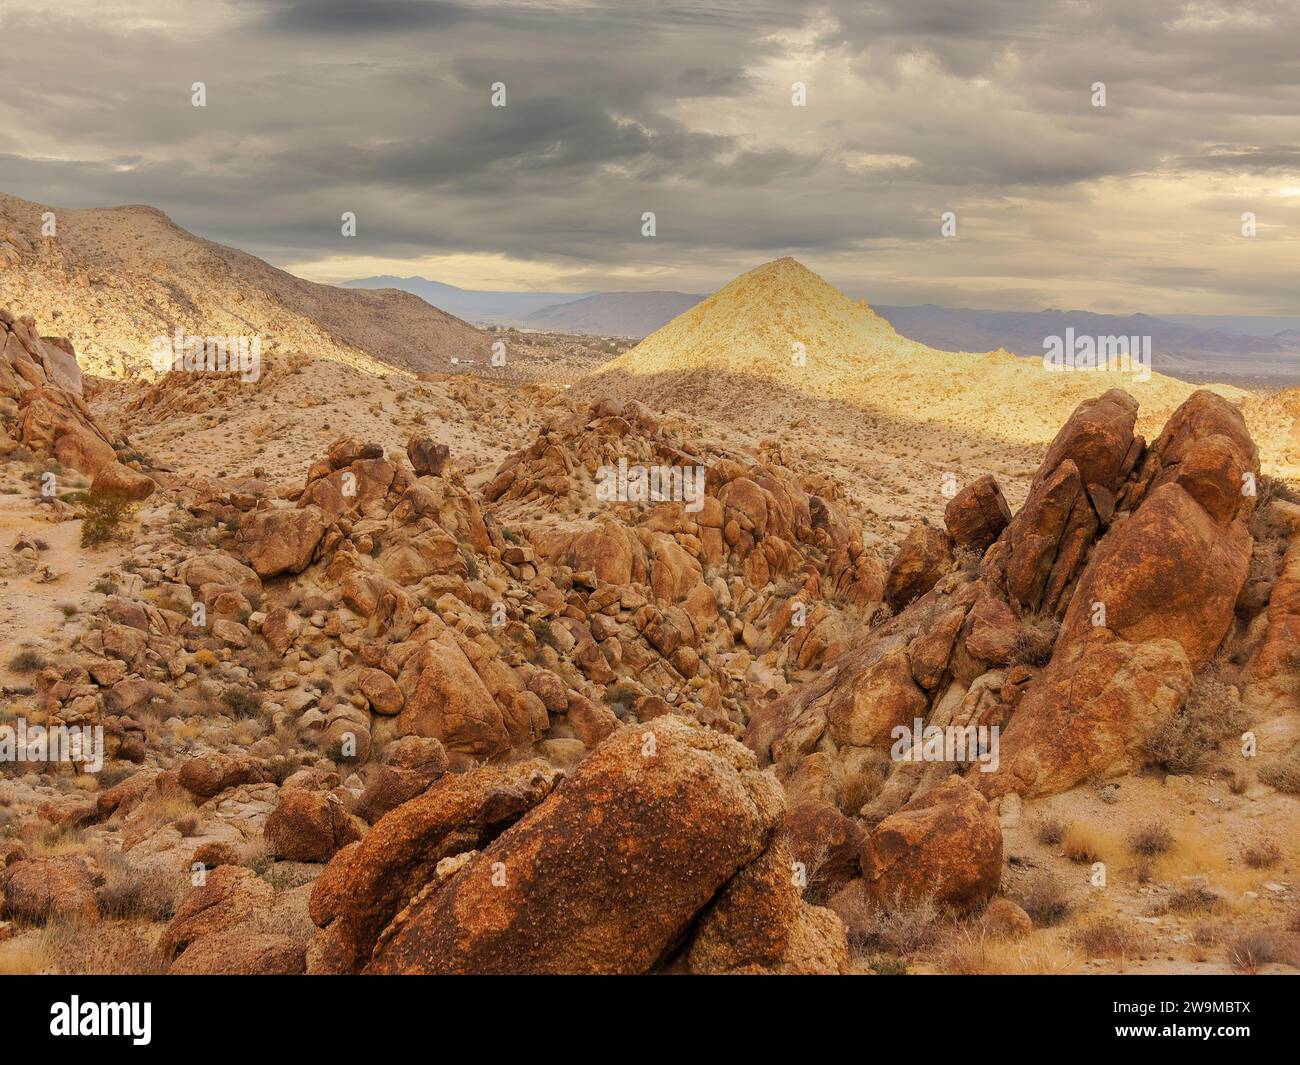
[0, 193, 490, 378]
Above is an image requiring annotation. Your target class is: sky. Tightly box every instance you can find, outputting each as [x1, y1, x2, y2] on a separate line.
[0, 0, 1297, 314]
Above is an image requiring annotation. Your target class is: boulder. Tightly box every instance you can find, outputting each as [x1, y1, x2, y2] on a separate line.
[884, 523, 951, 611]
[264, 791, 363, 862]
[309, 760, 561, 973]
[859, 776, 1002, 914]
[944, 474, 1011, 551]
[240, 506, 326, 577]
[366, 718, 785, 974]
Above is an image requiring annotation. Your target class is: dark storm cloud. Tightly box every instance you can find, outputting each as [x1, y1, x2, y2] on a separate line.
[0, 0, 1296, 309]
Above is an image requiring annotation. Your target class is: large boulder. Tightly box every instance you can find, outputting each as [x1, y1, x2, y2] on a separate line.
[264, 791, 363, 862]
[240, 506, 327, 577]
[980, 631, 1193, 799]
[161, 866, 273, 959]
[944, 474, 1011, 551]
[309, 760, 561, 974]
[366, 718, 785, 974]
[859, 776, 1002, 914]
[395, 634, 512, 758]
[884, 523, 951, 611]
[0, 856, 100, 924]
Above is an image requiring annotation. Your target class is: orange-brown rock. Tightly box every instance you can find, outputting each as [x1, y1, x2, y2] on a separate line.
[309, 760, 561, 973]
[884, 522, 951, 611]
[264, 791, 364, 862]
[944, 474, 1011, 551]
[240, 505, 327, 577]
[366, 718, 784, 974]
[859, 776, 1001, 914]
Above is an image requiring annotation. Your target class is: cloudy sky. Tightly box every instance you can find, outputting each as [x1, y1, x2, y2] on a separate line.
[1, 0, 1297, 313]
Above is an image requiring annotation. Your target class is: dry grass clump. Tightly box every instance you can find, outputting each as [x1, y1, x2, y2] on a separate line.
[40, 918, 167, 975]
[1241, 838, 1282, 869]
[829, 882, 948, 958]
[1073, 919, 1144, 960]
[938, 926, 1080, 975]
[1062, 823, 1105, 865]
[95, 852, 184, 921]
[1144, 671, 1247, 774]
[1258, 742, 1300, 794]
[1163, 885, 1222, 915]
[1226, 928, 1290, 974]
[1016, 871, 1071, 927]
[1127, 822, 1175, 857]
[1009, 614, 1059, 667]
[1035, 816, 1066, 846]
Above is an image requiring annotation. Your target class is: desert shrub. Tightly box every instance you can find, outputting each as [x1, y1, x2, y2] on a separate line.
[868, 955, 910, 975]
[1035, 817, 1066, 846]
[96, 872, 181, 921]
[1009, 615, 1059, 667]
[8, 649, 47, 673]
[1256, 474, 1300, 508]
[1165, 886, 1221, 914]
[531, 619, 557, 650]
[1144, 672, 1247, 774]
[219, 685, 262, 718]
[1127, 822, 1174, 857]
[1017, 872, 1071, 927]
[92, 579, 118, 596]
[1063, 824, 1104, 864]
[76, 488, 138, 547]
[1226, 928, 1285, 974]
[1258, 742, 1300, 794]
[1073, 919, 1143, 959]
[1241, 838, 1282, 869]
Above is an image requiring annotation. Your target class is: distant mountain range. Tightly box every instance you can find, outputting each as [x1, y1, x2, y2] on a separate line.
[345, 275, 1300, 385]
[343, 276, 592, 324]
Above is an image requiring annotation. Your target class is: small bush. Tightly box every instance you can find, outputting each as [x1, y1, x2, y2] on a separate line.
[8, 649, 47, 673]
[1009, 615, 1059, 667]
[1035, 817, 1066, 846]
[1227, 929, 1283, 974]
[1127, 822, 1174, 857]
[1165, 886, 1221, 914]
[1241, 838, 1282, 869]
[1144, 672, 1247, 774]
[1258, 742, 1300, 794]
[77, 488, 138, 547]
[1018, 872, 1071, 927]
[219, 686, 262, 718]
[1063, 824, 1103, 865]
[1074, 919, 1142, 960]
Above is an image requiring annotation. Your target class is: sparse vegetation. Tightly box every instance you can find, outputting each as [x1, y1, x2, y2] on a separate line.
[75, 487, 138, 547]
[1127, 822, 1174, 857]
[1144, 671, 1248, 774]
[1017, 872, 1071, 927]
[8, 648, 47, 673]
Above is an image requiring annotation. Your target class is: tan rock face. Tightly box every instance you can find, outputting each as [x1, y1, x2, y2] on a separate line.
[884, 522, 952, 611]
[1059, 482, 1251, 669]
[826, 648, 928, 748]
[859, 776, 1002, 914]
[981, 632, 1194, 799]
[161, 866, 274, 959]
[240, 506, 327, 577]
[366, 718, 785, 974]
[395, 634, 511, 757]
